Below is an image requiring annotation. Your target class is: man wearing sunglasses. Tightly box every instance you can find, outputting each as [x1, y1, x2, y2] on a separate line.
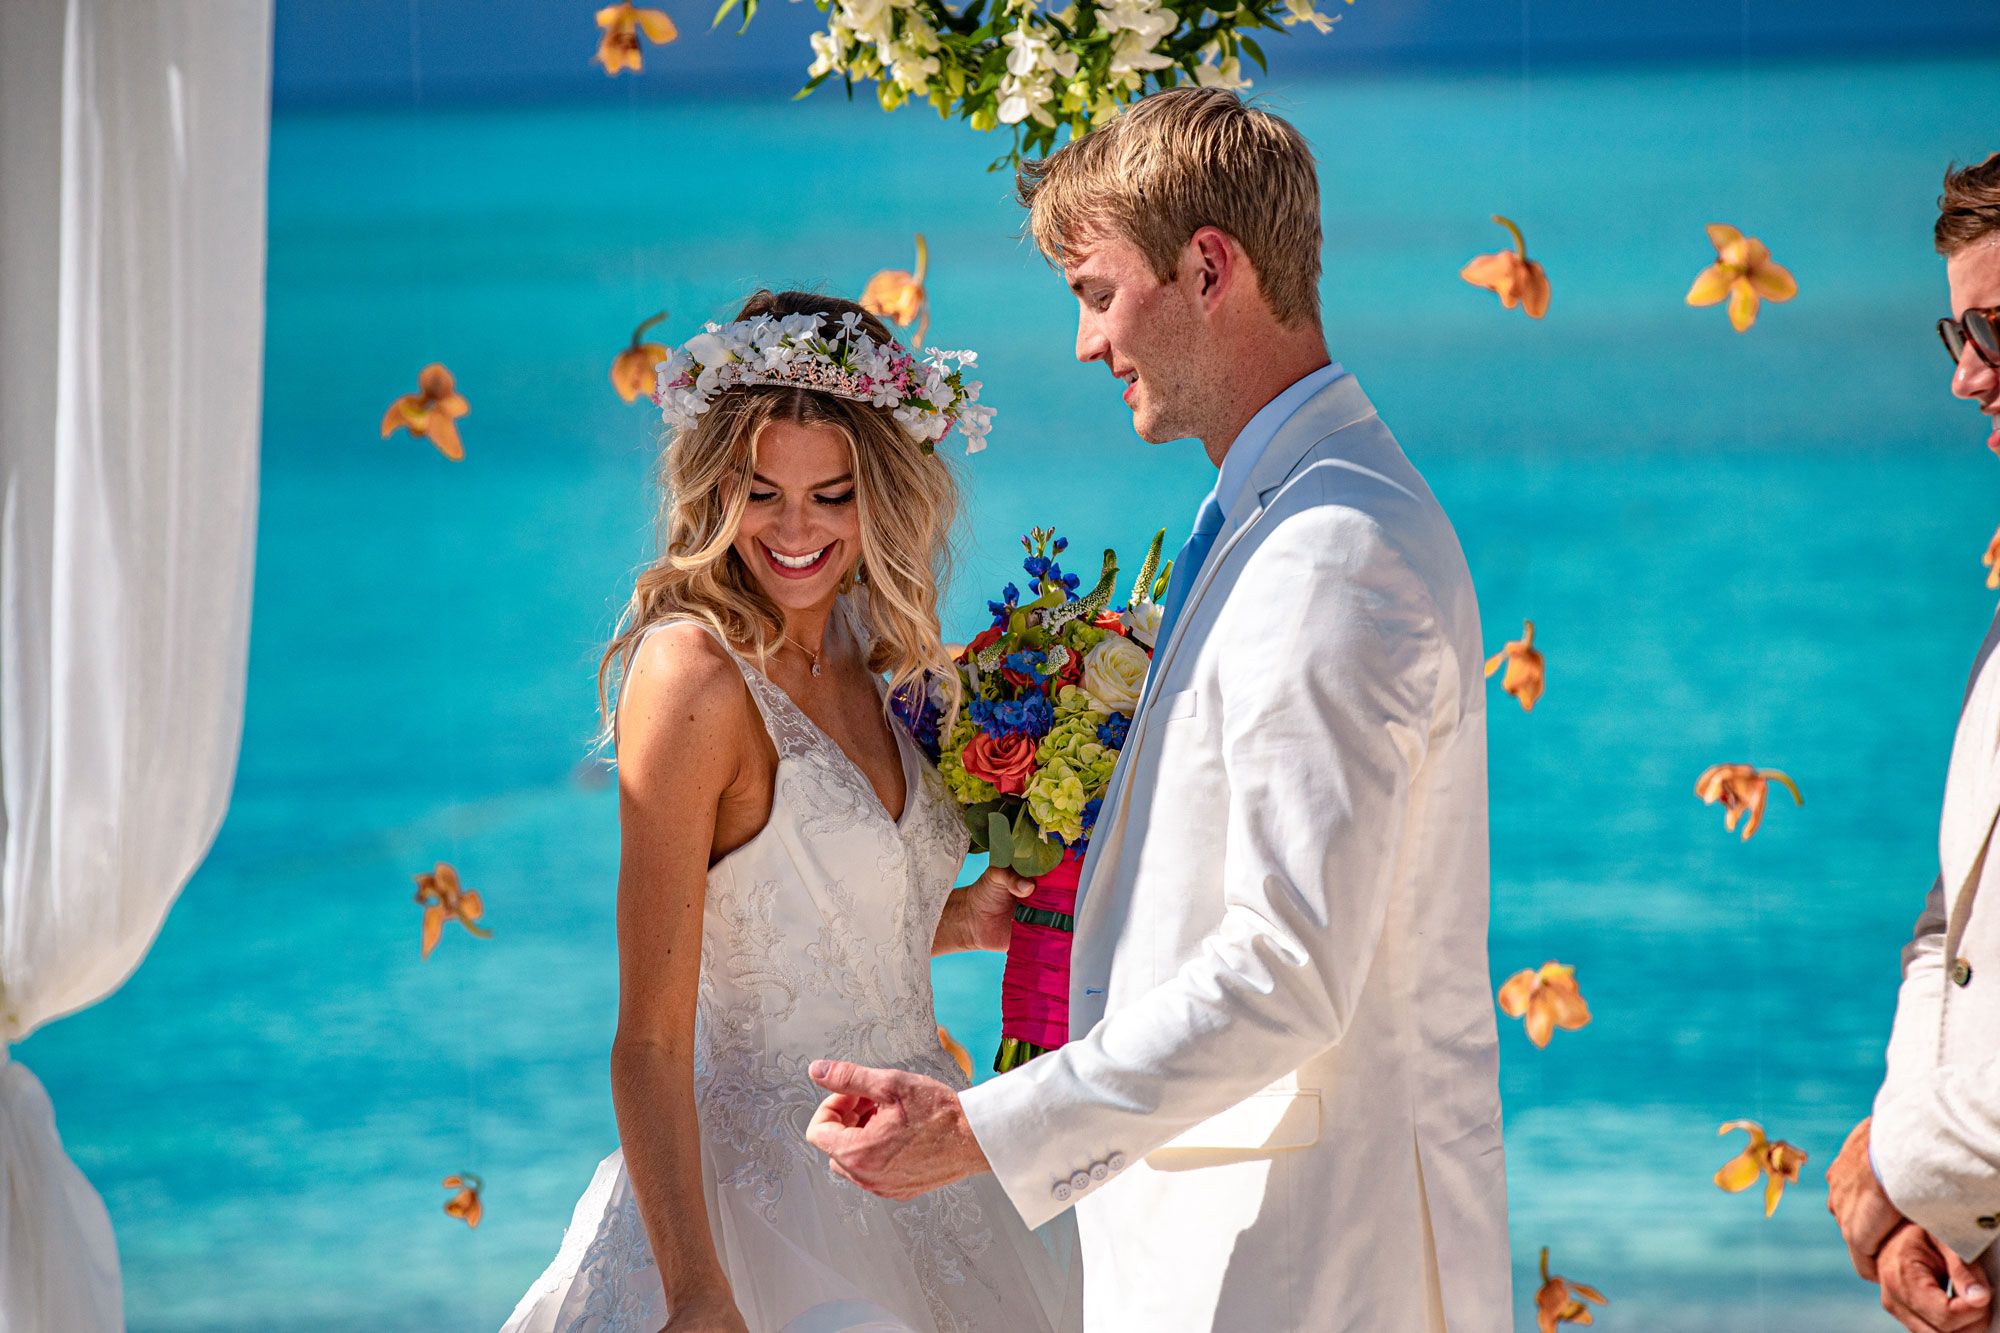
[1826, 151, 2000, 1333]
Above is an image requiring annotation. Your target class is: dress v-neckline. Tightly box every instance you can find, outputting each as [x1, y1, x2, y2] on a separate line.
[759, 677, 916, 830]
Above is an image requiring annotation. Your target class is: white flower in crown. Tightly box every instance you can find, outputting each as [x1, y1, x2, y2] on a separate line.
[649, 311, 992, 454]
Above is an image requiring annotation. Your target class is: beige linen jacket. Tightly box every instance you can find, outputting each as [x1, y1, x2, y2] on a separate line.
[1874, 609, 2000, 1276]
[958, 374, 1511, 1332]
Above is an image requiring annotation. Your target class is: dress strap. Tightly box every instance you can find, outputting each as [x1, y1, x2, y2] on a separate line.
[617, 618, 791, 756]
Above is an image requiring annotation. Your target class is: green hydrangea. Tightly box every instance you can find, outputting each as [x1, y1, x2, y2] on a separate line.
[1063, 622, 1108, 656]
[1053, 684, 1104, 723]
[938, 718, 998, 804]
[1037, 715, 1117, 795]
[1025, 759, 1089, 845]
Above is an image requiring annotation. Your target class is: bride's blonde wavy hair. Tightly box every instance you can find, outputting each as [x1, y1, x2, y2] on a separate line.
[594, 290, 962, 751]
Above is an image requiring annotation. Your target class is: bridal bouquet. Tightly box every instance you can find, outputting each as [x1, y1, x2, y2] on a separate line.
[896, 527, 1170, 1071]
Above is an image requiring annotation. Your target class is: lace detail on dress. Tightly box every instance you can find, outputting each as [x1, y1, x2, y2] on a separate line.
[556, 1187, 660, 1333]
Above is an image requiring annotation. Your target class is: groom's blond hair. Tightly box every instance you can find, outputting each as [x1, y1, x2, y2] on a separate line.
[1017, 88, 1322, 328]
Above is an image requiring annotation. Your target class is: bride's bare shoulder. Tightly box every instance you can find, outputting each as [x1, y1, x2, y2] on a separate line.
[617, 622, 752, 776]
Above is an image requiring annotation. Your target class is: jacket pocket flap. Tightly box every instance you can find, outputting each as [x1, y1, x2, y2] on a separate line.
[1153, 1089, 1321, 1153]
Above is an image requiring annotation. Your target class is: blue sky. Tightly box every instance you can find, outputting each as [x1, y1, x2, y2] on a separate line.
[274, 0, 2000, 108]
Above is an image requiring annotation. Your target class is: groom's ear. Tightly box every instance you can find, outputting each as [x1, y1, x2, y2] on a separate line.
[1185, 226, 1237, 310]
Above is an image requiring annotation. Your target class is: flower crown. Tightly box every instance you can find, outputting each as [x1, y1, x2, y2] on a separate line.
[651, 311, 993, 454]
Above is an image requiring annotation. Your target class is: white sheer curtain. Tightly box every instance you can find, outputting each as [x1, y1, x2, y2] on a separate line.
[0, 1, 271, 1325]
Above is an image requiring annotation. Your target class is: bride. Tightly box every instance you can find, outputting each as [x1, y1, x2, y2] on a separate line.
[502, 291, 1080, 1333]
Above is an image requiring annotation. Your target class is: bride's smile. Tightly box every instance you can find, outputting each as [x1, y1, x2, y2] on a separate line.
[731, 418, 861, 608]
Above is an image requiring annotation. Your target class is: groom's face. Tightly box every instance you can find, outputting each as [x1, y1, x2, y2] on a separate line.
[1064, 231, 1214, 445]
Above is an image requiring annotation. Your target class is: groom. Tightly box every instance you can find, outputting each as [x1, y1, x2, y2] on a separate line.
[809, 88, 1510, 1330]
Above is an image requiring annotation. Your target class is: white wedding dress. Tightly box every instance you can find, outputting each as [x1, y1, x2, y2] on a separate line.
[503, 606, 1080, 1333]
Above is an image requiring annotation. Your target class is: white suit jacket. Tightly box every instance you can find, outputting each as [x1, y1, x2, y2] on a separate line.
[1873, 607, 2000, 1275]
[959, 374, 1511, 1332]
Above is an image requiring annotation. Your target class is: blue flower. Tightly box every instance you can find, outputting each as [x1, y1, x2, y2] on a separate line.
[1053, 536, 1069, 553]
[1004, 649, 1047, 677]
[1063, 572, 1080, 592]
[1023, 555, 1051, 580]
[890, 681, 944, 761]
[970, 693, 1053, 740]
[986, 581, 1023, 621]
[1097, 713, 1130, 749]
[1070, 795, 1105, 851]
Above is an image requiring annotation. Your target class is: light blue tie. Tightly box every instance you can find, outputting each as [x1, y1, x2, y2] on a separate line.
[1143, 491, 1224, 702]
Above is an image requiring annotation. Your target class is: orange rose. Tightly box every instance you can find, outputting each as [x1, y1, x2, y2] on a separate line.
[962, 732, 1038, 795]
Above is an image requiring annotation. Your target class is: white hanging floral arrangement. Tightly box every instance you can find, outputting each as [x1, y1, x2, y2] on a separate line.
[719, 0, 1350, 161]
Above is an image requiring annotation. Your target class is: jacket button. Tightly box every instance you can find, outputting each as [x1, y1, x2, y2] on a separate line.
[1107, 1152, 1127, 1172]
[1053, 1182, 1072, 1202]
[1954, 958, 1974, 987]
[1069, 1170, 1092, 1192]
[1090, 1161, 1110, 1182]
[1979, 1215, 1999, 1231]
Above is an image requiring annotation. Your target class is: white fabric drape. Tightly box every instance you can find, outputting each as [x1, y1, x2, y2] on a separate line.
[0, 1, 271, 1326]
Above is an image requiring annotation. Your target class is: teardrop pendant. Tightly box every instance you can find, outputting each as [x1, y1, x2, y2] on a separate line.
[810, 657, 822, 678]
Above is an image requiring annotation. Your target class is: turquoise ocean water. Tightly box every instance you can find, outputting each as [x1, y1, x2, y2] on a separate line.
[17, 56, 2000, 1330]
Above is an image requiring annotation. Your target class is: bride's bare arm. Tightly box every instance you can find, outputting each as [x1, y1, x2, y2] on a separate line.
[931, 863, 1035, 956]
[610, 629, 751, 1331]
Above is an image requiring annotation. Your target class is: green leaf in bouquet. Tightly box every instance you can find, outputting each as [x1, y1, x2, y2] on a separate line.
[961, 798, 1004, 851]
[1012, 825, 1066, 879]
[986, 810, 1015, 871]
[1131, 528, 1167, 604]
[1074, 549, 1120, 619]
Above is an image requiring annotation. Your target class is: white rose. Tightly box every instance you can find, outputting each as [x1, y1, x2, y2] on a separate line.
[1081, 635, 1149, 717]
[1120, 598, 1164, 650]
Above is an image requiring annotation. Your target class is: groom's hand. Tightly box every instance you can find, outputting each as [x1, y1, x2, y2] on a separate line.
[1828, 1116, 1905, 1280]
[805, 1060, 990, 1200]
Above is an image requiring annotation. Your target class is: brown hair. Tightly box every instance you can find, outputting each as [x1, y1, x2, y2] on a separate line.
[1015, 87, 1323, 327]
[1936, 152, 2000, 256]
[594, 290, 961, 749]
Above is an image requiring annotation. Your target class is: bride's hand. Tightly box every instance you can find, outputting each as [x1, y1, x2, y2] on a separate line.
[662, 1288, 749, 1333]
[960, 864, 1035, 952]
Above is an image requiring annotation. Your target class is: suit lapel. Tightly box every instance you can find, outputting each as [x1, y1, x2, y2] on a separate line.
[1940, 607, 2000, 967]
[1070, 375, 1381, 914]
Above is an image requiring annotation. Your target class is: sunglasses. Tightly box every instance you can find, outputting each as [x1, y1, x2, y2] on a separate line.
[1938, 306, 2000, 369]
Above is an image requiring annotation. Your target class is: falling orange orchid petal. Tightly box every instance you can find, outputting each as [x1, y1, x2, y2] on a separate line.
[612, 310, 671, 404]
[381, 363, 469, 461]
[1498, 962, 1592, 1048]
[1484, 619, 1545, 712]
[937, 1024, 973, 1080]
[1535, 1247, 1608, 1331]
[1714, 1121, 1807, 1216]
[1686, 224, 1795, 331]
[861, 234, 931, 347]
[1695, 764, 1803, 841]
[442, 1172, 484, 1228]
[414, 861, 493, 957]
[1461, 215, 1550, 320]
[593, 3, 677, 76]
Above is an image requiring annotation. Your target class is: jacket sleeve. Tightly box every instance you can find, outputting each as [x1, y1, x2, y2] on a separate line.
[1878, 876, 1948, 1095]
[959, 504, 1444, 1229]
[1871, 869, 2000, 1261]
[1872, 1043, 2000, 1261]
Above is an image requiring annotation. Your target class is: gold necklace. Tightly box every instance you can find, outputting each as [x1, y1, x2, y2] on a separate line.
[781, 629, 824, 677]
